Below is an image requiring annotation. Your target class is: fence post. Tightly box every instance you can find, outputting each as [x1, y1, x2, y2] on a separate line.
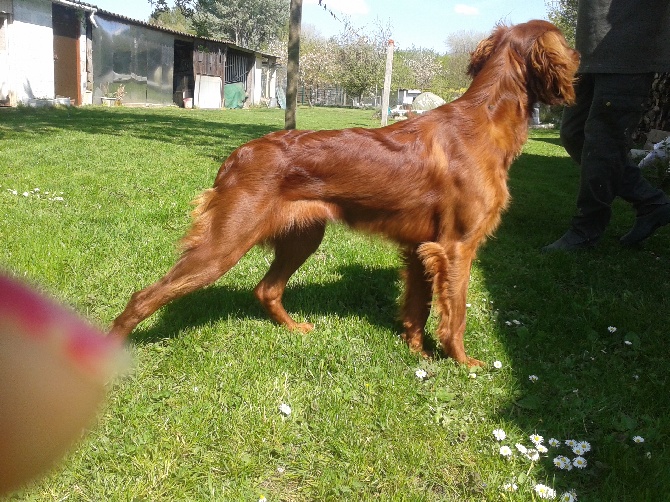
[381, 39, 394, 126]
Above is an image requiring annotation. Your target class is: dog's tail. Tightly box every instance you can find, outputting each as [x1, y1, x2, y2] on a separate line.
[179, 188, 217, 252]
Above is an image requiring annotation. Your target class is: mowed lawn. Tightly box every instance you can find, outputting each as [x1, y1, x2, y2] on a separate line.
[1, 105, 669, 501]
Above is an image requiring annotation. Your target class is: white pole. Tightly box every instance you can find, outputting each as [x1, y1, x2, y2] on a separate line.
[380, 39, 394, 126]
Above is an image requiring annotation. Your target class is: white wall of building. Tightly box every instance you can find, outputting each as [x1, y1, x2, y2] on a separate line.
[251, 55, 263, 105]
[11, 0, 55, 102]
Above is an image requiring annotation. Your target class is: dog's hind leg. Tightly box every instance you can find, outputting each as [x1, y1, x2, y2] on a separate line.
[109, 189, 269, 339]
[109, 236, 256, 339]
[254, 223, 326, 332]
[400, 246, 434, 357]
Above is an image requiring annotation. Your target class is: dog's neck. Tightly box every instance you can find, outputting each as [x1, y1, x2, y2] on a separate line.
[462, 82, 532, 162]
[459, 63, 532, 162]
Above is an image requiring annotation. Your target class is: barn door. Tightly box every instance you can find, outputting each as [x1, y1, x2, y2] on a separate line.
[52, 4, 80, 105]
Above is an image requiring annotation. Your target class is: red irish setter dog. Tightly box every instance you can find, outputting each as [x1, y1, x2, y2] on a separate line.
[110, 20, 579, 366]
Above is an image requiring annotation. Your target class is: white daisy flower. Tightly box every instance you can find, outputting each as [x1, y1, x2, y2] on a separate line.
[493, 428, 506, 441]
[499, 445, 513, 457]
[573, 456, 587, 469]
[553, 455, 571, 470]
[279, 403, 292, 416]
[530, 433, 544, 445]
[548, 438, 561, 447]
[415, 369, 428, 380]
[608, 326, 617, 333]
[493, 360, 503, 369]
[529, 374, 539, 382]
[560, 491, 577, 502]
[502, 482, 518, 492]
[633, 435, 645, 443]
[534, 483, 557, 499]
[515, 443, 528, 454]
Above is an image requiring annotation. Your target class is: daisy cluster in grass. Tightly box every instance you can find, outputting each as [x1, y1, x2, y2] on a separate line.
[4, 186, 65, 202]
[493, 429, 591, 500]
[494, 427, 647, 499]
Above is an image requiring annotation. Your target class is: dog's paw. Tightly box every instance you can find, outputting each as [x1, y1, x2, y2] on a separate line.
[292, 322, 314, 334]
[407, 343, 433, 359]
[401, 331, 428, 356]
[465, 357, 486, 368]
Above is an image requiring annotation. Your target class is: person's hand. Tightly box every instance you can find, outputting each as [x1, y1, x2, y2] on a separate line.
[0, 274, 130, 495]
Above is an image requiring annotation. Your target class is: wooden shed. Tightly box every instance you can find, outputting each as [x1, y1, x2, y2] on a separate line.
[0, 0, 278, 108]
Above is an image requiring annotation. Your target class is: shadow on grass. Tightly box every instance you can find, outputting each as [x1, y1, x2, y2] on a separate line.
[129, 264, 402, 345]
[529, 132, 564, 149]
[0, 107, 278, 162]
[477, 150, 670, 496]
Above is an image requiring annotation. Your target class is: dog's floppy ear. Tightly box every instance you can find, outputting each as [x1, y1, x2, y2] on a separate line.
[528, 29, 579, 105]
[467, 25, 508, 78]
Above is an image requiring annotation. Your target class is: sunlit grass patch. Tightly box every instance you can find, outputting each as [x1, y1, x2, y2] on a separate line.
[1, 108, 668, 500]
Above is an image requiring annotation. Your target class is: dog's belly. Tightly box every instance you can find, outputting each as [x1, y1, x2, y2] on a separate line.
[278, 198, 437, 244]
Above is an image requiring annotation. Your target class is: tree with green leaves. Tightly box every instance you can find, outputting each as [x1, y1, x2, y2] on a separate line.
[149, 6, 195, 34]
[149, 0, 289, 50]
[545, 0, 577, 46]
[298, 35, 339, 106]
[336, 19, 391, 104]
[442, 29, 485, 93]
[397, 46, 441, 90]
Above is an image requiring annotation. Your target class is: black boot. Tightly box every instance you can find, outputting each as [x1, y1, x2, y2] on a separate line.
[542, 229, 600, 252]
[620, 204, 670, 246]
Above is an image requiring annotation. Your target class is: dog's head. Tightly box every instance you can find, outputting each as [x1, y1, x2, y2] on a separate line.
[467, 20, 580, 106]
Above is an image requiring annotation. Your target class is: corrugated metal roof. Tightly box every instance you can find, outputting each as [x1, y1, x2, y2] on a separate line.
[53, 0, 278, 59]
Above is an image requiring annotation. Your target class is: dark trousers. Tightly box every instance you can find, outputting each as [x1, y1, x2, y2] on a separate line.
[560, 73, 669, 238]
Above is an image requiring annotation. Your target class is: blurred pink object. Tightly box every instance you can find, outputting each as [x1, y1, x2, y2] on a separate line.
[0, 274, 130, 495]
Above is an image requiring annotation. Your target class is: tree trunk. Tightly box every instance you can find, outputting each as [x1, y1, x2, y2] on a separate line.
[285, 0, 302, 130]
[635, 73, 670, 142]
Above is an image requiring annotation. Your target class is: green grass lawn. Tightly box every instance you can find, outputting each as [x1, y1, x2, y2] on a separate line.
[1, 105, 669, 501]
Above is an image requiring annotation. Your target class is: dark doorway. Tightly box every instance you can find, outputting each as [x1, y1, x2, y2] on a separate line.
[173, 39, 194, 106]
[52, 4, 80, 104]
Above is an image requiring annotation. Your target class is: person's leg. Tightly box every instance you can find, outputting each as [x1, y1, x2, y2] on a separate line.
[616, 74, 670, 244]
[544, 75, 601, 251]
[545, 73, 668, 251]
[559, 73, 593, 165]
[573, 74, 658, 232]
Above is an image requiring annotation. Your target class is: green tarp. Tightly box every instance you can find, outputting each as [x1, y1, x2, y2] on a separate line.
[224, 82, 246, 109]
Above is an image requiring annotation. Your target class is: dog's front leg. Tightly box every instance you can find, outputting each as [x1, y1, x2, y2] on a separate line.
[400, 247, 433, 357]
[417, 242, 484, 367]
